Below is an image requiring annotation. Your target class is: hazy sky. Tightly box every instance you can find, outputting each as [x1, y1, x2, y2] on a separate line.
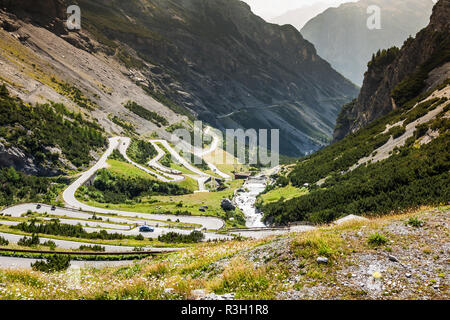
[241, 0, 356, 20]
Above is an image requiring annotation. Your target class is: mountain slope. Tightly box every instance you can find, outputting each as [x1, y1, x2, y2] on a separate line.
[0, 0, 358, 157]
[260, 0, 450, 225]
[71, 0, 358, 156]
[301, 0, 434, 86]
[333, 0, 450, 140]
[0, 2, 186, 140]
[263, 80, 449, 225]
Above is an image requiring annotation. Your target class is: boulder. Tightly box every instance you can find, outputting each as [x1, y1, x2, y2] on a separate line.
[334, 214, 369, 225]
[316, 257, 329, 264]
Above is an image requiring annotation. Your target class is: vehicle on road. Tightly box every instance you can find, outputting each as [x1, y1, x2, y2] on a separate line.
[36, 204, 41, 209]
[139, 226, 155, 233]
[51, 205, 56, 211]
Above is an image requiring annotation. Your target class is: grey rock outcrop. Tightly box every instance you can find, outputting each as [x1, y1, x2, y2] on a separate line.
[73, 0, 358, 156]
[0, 141, 62, 176]
[333, 0, 450, 141]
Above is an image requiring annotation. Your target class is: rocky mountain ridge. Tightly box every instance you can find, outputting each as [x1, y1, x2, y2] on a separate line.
[2, 0, 358, 157]
[333, 0, 450, 141]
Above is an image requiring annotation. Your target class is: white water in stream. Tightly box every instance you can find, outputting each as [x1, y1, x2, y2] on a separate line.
[234, 176, 267, 228]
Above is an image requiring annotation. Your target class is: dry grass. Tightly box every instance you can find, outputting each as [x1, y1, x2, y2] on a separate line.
[0, 206, 447, 300]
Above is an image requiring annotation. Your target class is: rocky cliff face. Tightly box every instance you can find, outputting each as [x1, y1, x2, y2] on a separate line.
[73, 0, 358, 156]
[333, 0, 450, 141]
[0, 141, 63, 176]
[301, 0, 434, 86]
[0, 0, 66, 32]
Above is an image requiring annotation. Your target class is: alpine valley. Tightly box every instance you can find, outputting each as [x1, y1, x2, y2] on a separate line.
[0, 0, 448, 301]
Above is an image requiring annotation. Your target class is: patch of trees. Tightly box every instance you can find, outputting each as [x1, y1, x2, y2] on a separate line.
[158, 230, 204, 243]
[139, 85, 195, 121]
[289, 116, 392, 186]
[85, 168, 190, 204]
[0, 167, 52, 207]
[109, 114, 136, 134]
[126, 139, 157, 165]
[52, 78, 99, 111]
[108, 149, 126, 162]
[0, 236, 9, 246]
[403, 98, 442, 125]
[32, 255, 71, 273]
[263, 131, 449, 225]
[79, 245, 105, 252]
[367, 47, 400, 69]
[124, 100, 168, 127]
[0, 84, 107, 169]
[392, 32, 450, 107]
[388, 126, 406, 139]
[17, 234, 40, 247]
[13, 219, 142, 241]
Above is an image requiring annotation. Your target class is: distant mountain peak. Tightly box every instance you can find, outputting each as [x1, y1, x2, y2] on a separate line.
[301, 0, 435, 86]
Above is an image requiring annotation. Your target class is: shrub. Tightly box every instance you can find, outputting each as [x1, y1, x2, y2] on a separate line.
[414, 123, 429, 139]
[17, 234, 40, 247]
[108, 149, 126, 162]
[158, 231, 204, 243]
[79, 245, 105, 252]
[31, 255, 71, 273]
[135, 234, 145, 241]
[14, 219, 127, 241]
[368, 233, 388, 246]
[389, 126, 406, 139]
[0, 236, 9, 246]
[43, 240, 57, 250]
[406, 217, 424, 228]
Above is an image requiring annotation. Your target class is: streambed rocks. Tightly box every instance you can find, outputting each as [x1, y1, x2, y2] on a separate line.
[234, 176, 267, 228]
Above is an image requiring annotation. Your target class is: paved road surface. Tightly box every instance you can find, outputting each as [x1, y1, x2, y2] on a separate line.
[201, 127, 231, 180]
[118, 137, 182, 182]
[0, 219, 230, 242]
[2, 204, 171, 228]
[0, 231, 176, 252]
[0, 256, 136, 269]
[58, 137, 224, 230]
[148, 141, 183, 176]
[150, 139, 209, 177]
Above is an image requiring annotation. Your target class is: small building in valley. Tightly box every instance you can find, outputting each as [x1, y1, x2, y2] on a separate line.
[234, 173, 251, 180]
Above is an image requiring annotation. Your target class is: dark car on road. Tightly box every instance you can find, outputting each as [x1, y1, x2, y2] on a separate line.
[36, 204, 41, 209]
[139, 226, 154, 233]
[51, 205, 56, 211]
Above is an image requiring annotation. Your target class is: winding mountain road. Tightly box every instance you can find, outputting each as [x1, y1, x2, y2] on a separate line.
[201, 127, 232, 181]
[4, 137, 225, 232]
[118, 137, 183, 182]
[0, 134, 311, 254]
